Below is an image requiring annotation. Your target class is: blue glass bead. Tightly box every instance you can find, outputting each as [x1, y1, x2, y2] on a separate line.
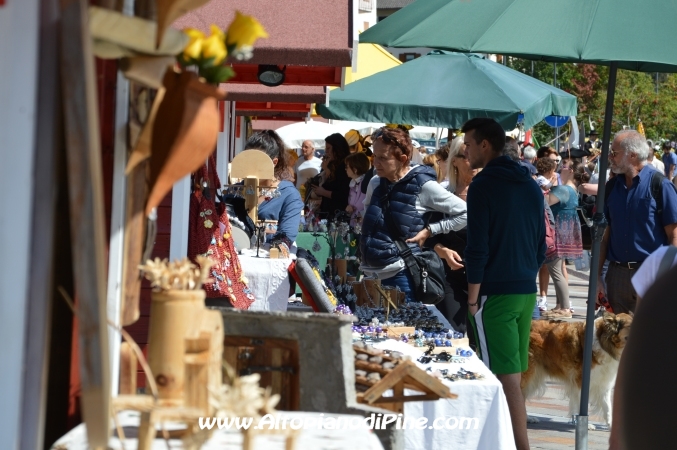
[445, 341, 452, 347]
[434, 339, 442, 346]
[376, 327, 382, 333]
[401, 337, 409, 343]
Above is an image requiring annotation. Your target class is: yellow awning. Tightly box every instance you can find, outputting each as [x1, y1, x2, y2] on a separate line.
[313, 43, 401, 115]
[344, 42, 402, 84]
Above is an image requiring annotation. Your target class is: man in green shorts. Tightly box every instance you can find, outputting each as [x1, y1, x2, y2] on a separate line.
[461, 118, 546, 450]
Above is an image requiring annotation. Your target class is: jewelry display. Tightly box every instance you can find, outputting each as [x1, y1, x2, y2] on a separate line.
[353, 303, 447, 331]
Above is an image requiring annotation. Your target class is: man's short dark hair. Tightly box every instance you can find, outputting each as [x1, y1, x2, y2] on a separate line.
[461, 118, 506, 153]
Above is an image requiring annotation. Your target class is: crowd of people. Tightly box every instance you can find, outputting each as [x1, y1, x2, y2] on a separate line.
[238, 120, 677, 450]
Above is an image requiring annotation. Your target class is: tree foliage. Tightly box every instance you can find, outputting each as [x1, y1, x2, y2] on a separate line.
[505, 58, 677, 144]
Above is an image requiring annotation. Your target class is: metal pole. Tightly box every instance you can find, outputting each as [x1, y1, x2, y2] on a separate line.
[554, 63, 558, 151]
[575, 61, 618, 450]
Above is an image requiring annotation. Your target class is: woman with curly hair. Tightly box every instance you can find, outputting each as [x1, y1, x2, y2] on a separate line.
[311, 133, 352, 221]
[360, 127, 467, 303]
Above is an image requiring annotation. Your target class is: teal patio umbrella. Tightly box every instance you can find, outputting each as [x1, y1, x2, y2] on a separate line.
[360, 0, 677, 72]
[362, 1, 677, 448]
[317, 51, 577, 131]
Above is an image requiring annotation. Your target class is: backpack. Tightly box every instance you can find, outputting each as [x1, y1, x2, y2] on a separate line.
[544, 206, 557, 259]
[604, 170, 674, 219]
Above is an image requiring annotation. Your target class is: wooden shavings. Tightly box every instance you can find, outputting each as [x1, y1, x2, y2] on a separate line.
[139, 257, 214, 291]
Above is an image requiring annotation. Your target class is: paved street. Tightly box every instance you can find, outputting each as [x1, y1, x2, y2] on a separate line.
[526, 264, 610, 449]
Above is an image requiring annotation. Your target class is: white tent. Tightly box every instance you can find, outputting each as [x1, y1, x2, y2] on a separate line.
[331, 120, 385, 136]
[409, 126, 448, 141]
[276, 120, 345, 150]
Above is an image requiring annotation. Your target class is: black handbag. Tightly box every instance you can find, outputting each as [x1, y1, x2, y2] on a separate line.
[382, 199, 445, 305]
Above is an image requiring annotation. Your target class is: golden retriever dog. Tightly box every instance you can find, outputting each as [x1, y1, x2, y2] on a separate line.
[521, 313, 633, 429]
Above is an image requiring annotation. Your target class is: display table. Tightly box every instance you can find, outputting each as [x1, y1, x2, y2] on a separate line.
[239, 249, 292, 312]
[50, 410, 384, 450]
[374, 340, 516, 450]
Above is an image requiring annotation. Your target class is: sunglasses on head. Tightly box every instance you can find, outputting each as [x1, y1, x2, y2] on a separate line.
[373, 128, 408, 151]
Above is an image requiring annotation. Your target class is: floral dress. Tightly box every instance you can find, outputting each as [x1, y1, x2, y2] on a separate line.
[550, 185, 583, 259]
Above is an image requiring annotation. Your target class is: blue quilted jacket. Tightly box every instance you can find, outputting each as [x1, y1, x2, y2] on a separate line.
[360, 165, 437, 267]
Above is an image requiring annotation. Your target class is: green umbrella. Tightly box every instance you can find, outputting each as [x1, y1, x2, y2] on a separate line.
[363, 1, 677, 447]
[361, 0, 677, 72]
[317, 51, 576, 130]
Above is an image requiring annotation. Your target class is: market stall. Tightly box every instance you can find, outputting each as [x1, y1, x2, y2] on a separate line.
[374, 340, 516, 450]
[238, 249, 293, 312]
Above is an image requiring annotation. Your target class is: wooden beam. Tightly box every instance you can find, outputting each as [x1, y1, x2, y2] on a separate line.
[228, 64, 344, 87]
[235, 102, 312, 113]
[59, 0, 110, 446]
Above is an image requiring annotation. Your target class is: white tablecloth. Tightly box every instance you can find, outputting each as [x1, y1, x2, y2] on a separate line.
[51, 411, 384, 450]
[373, 340, 516, 450]
[239, 250, 292, 312]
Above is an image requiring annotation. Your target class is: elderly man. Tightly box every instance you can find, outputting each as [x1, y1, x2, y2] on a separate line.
[598, 130, 677, 313]
[294, 140, 322, 189]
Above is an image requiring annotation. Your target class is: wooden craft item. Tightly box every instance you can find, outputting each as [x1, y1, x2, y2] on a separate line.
[358, 361, 457, 413]
[146, 289, 206, 405]
[223, 336, 300, 411]
[119, 342, 138, 395]
[59, 0, 110, 445]
[354, 345, 457, 414]
[126, 87, 164, 175]
[147, 68, 226, 214]
[155, 0, 212, 48]
[229, 150, 275, 223]
[352, 277, 382, 307]
[334, 258, 348, 283]
[120, 157, 149, 326]
[184, 335, 210, 412]
[114, 301, 224, 449]
[269, 248, 280, 259]
[89, 5, 188, 58]
[120, 56, 174, 90]
[244, 177, 258, 223]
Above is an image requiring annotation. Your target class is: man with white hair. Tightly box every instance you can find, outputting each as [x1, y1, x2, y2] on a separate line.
[597, 130, 677, 313]
[522, 145, 537, 163]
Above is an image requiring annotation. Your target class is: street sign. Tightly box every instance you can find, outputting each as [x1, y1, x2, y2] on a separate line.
[544, 115, 570, 128]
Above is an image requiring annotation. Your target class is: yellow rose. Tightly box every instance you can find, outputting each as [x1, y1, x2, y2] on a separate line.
[210, 24, 225, 41]
[226, 11, 268, 54]
[201, 33, 227, 65]
[183, 28, 205, 60]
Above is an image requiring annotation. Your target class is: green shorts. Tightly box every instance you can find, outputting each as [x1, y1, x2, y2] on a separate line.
[468, 293, 536, 375]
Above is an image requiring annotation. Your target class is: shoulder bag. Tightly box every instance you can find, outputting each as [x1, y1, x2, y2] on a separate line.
[381, 197, 445, 305]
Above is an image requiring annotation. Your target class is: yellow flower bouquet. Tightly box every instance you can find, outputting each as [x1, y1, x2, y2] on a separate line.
[177, 11, 268, 84]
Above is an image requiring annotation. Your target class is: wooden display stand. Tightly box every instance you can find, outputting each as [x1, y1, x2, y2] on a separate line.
[354, 345, 456, 414]
[229, 150, 275, 224]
